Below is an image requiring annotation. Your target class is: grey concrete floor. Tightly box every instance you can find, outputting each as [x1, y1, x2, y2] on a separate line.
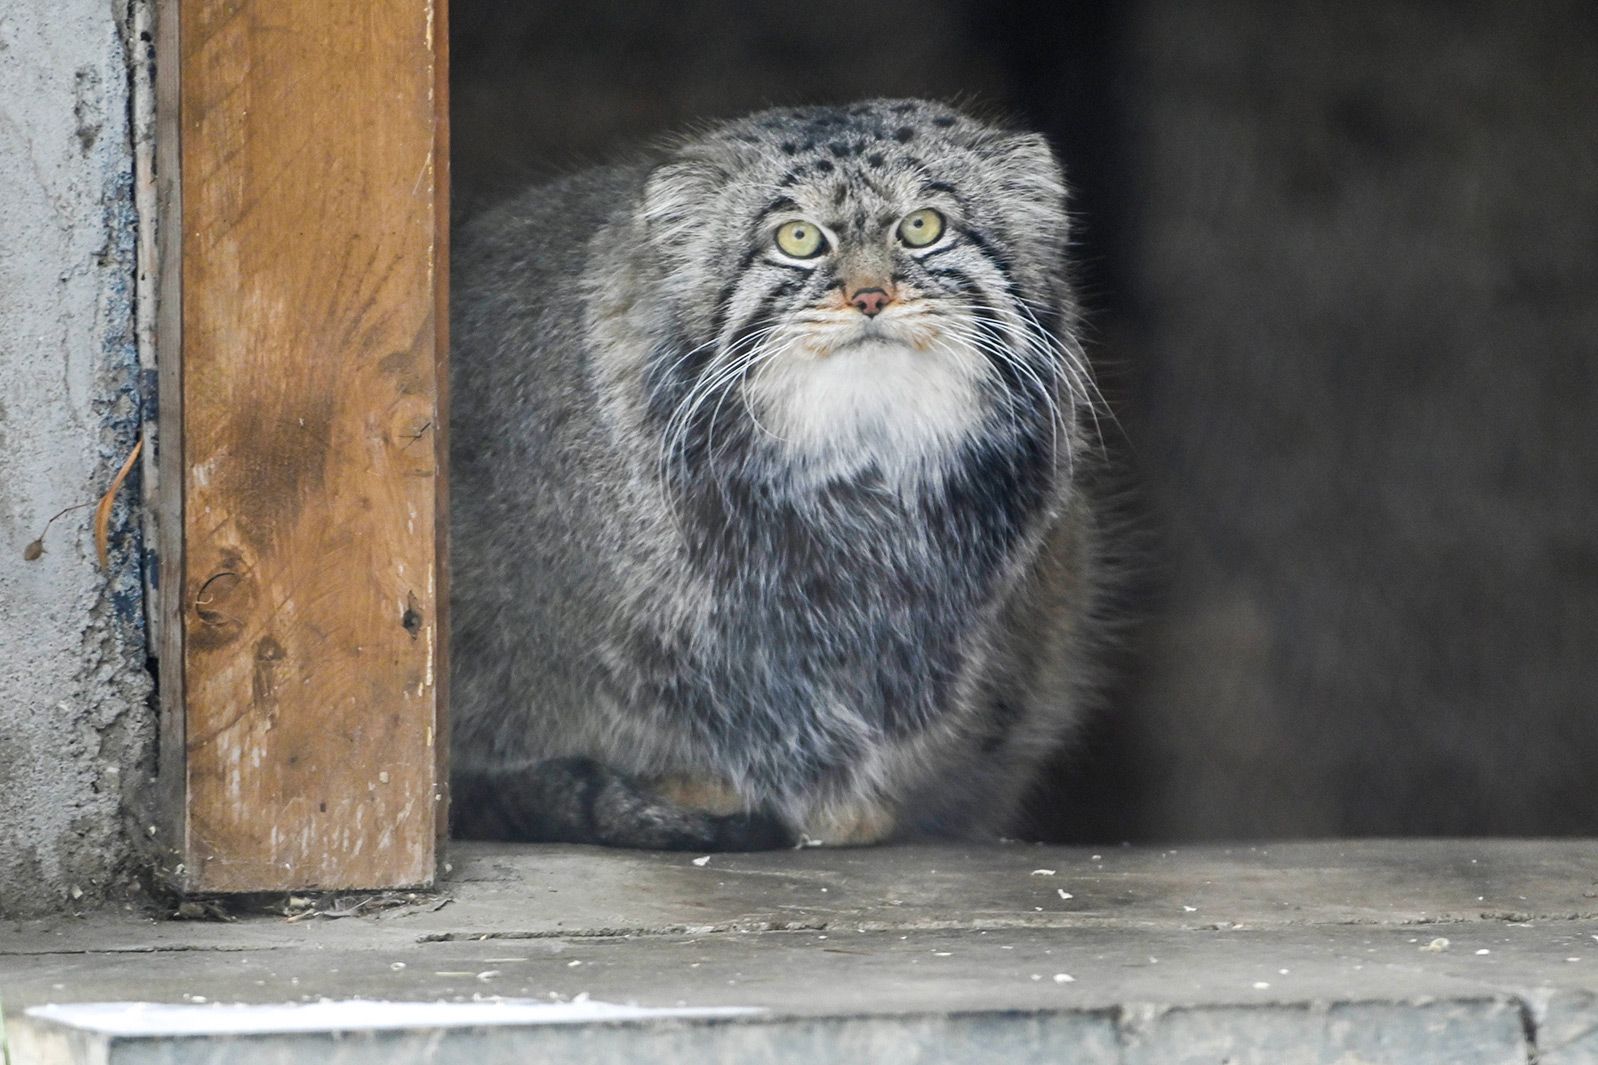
[2, 840, 1596, 1062]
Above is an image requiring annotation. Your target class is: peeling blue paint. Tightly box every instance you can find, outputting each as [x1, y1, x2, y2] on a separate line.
[95, 126, 148, 639]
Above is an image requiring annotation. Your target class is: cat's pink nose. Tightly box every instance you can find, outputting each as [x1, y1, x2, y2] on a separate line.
[850, 287, 891, 317]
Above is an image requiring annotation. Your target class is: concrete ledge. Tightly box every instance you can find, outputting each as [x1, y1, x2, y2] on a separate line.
[3, 995, 1555, 1065]
[4, 840, 1596, 1063]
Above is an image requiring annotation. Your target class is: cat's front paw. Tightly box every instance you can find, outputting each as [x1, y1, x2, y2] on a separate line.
[650, 773, 745, 816]
[800, 799, 898, 847]
[647, 774, 795, 850]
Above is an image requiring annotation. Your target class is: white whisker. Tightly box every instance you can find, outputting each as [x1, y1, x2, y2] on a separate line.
[655, 319, 787, 490]
[938, 317, 1068, 466]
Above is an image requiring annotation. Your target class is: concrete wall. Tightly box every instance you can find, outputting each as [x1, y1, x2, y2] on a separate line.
[0, 0, 154, 916]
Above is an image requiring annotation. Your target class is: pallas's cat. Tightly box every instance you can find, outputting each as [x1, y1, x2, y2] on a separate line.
[450, 100, 1107, 849]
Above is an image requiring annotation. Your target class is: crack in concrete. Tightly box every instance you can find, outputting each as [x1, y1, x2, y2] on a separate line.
[6, 903, 1585, 959]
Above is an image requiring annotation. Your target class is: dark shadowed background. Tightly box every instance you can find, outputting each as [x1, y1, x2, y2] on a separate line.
[451, 0, 1598, 843]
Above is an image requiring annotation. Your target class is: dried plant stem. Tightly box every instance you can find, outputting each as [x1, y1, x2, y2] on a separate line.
[94, 436, 145, 568]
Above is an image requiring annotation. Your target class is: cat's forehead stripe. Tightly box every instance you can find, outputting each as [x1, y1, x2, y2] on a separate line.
[686, 103, 1034, 232]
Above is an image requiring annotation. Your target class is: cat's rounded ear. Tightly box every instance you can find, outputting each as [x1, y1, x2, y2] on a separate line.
[995, 133, 1066, 198]
[987, 132, 1070, 247]
[641, 158, 725, 248]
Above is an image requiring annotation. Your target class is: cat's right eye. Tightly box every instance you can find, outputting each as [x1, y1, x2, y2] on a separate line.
[897, 207, 945, 248]
[774, 219, 828, 259]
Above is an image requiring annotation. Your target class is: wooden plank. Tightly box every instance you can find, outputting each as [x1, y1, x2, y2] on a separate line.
[430, 1, 453, 858]
[163, 0, 448, 892]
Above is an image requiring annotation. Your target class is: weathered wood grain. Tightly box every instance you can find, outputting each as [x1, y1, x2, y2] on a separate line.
[162, 0, 448, 891]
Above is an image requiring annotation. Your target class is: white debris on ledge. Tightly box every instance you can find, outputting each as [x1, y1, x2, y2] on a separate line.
[25, 999, 763, 1038]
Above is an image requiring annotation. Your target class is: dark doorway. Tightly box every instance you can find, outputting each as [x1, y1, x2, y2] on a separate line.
[450, 0, 1598, 843]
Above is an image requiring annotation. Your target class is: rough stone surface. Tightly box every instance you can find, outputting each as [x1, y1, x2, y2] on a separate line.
[3, 841, 1595, 1062]
[0, 0, 153, 917]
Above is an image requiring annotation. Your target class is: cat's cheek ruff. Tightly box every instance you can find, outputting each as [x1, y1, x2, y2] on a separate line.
[900, 236, 1068, 422]
[640, 258, 814, 436]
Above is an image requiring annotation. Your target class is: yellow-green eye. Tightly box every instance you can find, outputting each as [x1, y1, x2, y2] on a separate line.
[775, 219, 827, 259]
[897, 207, 945, 248]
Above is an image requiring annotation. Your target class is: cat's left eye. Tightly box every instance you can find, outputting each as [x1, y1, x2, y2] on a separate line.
[897, 208, 945, 248]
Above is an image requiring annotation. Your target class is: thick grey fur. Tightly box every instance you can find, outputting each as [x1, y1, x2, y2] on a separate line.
[449, 99, 1107, 849]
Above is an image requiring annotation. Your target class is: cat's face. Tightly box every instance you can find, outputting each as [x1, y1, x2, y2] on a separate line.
[639, 101, 1077, 489]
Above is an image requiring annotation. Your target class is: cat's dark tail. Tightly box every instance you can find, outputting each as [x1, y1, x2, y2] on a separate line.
[450, 757, 795, 851]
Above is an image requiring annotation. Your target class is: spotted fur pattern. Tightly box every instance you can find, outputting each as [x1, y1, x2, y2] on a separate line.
[450, 100, 1107, 849]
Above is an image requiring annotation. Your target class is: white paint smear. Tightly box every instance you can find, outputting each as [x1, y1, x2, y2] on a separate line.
[26, 999, 763, 1037]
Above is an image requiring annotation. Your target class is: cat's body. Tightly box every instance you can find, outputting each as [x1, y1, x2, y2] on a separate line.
[450, 100, 1105, 849]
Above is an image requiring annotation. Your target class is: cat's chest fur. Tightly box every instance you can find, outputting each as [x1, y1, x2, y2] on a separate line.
[744, 338, 991, 490]
[628, 432, 1054, 795]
